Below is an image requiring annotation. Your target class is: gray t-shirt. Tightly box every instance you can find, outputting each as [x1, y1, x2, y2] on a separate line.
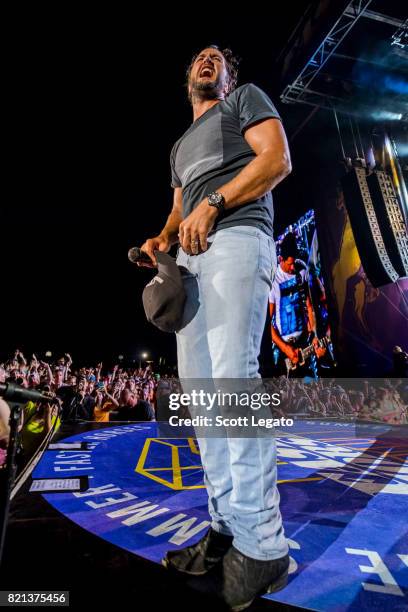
[170, 83, 281, 237]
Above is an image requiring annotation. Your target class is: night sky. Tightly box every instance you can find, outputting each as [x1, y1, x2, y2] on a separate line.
[3, 4, 325, 368]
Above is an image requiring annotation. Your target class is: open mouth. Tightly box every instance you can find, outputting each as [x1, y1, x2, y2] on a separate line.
[200, 67, 213, 77]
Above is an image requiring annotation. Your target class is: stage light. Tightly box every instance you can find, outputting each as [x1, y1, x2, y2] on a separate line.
[138, 352, 149, 369]
[395, 143, 408, 157]
[371, 110, 403, 121]
[383, 75, 408, 96]
[45, 351, 52, 357]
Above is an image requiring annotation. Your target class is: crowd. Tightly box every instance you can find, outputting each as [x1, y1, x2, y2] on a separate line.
[0, 350, 407, 469]
[0, 350, 166, 466]
[267, 376, 408, 424]
[1, 349, 160, 422]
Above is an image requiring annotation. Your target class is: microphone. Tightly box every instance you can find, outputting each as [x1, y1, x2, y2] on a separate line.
[0, 382, 54, 404]
[128, 247, 154, 265]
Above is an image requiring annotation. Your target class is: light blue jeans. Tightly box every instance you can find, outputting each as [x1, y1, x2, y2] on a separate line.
[176, 225, 288, 561]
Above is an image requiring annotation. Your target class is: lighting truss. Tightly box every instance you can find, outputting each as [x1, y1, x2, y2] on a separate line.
[281, 0, 373, 106]
[391, 18, 407, 49]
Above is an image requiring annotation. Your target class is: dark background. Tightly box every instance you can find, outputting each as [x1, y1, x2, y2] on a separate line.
[3, 4, 339, 368]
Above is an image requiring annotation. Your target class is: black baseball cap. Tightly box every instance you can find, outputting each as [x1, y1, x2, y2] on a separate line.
[142, 251, 186, 333]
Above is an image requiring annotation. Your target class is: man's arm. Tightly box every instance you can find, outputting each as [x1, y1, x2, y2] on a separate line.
[64, 353, 73, 381]
[139, 187, 183, 266]
[305, 293, 326, 358]
[306, 295, 317, 335]
[220, 118, 291, 207]
[269, 301, 299, 364]
[95, 362, 102, 382]
[179, 118, 291, 253]
[17, 351, 27, 367]
[103, 390, 119, 409]
[41, 362, 53, 384]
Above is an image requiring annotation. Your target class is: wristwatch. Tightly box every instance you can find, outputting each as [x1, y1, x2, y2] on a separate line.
[207, 191, 225, 214]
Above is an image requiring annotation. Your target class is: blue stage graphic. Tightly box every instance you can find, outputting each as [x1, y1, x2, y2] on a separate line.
[32, 422, 408, 611]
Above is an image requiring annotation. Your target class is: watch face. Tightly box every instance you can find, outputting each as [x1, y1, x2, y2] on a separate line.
[208, 192, 223, 206]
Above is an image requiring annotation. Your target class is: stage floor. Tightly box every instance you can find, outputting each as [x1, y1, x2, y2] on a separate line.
[7, 420, 408, 611]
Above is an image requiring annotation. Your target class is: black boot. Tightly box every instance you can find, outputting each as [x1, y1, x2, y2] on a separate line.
[162, 527, 233, 576]
[188, 545, 290, 611]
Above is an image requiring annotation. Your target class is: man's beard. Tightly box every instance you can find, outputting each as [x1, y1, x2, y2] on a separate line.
[190, 77, 223, 101]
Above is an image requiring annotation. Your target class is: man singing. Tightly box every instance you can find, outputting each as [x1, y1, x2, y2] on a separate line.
[140, 45, 292, 610]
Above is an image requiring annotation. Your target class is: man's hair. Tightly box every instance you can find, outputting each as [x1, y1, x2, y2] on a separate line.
[185, 44, 240, 100]
[279, 233, 298, 260]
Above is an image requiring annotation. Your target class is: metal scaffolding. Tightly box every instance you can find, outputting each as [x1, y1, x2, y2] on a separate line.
[280, 0, 406, 114]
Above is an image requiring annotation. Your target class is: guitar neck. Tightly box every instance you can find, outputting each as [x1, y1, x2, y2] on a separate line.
[301, 345, 315, 359]
[302, 336, 328, 358]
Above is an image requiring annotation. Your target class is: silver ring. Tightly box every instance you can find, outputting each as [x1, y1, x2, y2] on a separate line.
[191, 239, 199, 245]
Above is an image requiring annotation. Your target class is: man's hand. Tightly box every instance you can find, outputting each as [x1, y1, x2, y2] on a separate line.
[178, 200, 218, 255]
[138, 234, 172, 267]
[285, 345, 300, 365]
[312, 337, 326, 359]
